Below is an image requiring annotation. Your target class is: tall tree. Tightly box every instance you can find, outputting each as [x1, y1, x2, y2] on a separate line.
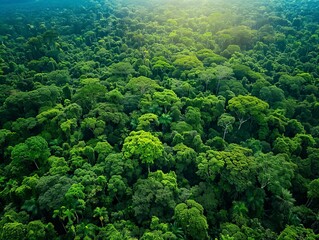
[174, 200, 209, 240]
[228, 95, 269, 130]
[122, 130, 164, 172]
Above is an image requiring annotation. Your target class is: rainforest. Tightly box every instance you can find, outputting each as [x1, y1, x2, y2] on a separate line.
[0, 0, 319, 239]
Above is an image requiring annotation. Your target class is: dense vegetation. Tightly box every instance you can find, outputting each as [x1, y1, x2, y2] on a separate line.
[1, 0, 319, 239]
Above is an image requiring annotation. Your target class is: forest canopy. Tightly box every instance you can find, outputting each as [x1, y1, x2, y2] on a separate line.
[0, 0, 319, 239]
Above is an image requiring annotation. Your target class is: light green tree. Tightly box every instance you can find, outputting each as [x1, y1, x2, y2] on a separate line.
[228, 95, 269, 129]
[122, 130, 164, 171]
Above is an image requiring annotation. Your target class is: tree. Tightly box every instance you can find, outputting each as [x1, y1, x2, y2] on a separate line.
[228, 95, 269, 130]
[27, 57, 57, 72]
[132, 170, 179, 223]
[136, 113, 159, 132]
[278, 225, 317, 240]
[255, 152, 296, 195]
[152, 58, 174, 79]
[173, 55, 203, 71]
[196, 145, 257, 193]
[122, 130, 164, 172]
[218, 113, 236, 140]
[109, 62, 135, 79]
[231, 201, 248, 225]
[48, 156, 70, 175]
[11, 117, 37, 139]
[15, 174, 39, 201]
[153, 89, 181, 113]
[9, 136, 50, 176]
[198, 68, 216, 92]
[271, 188, 297, 229]
[86, 102, 129, 144]
[72, 78, 107, 113]
[191, 182, 221, 227]
[197, 49, 226, 66]
[216, 25, 256, 50]
[0, 129, 14, 155]
[173, 143, 197, 177]
[94, 141, 113, 162]
[1, 1, 319, 239]
[185, 107, 203, 134]
[214, 65, 234, 94]
[53, 206, 75, 235]
[307, 178, 319, 200]
[145, 216, 179, 239]
[70, 60, 99, 78]
[273, 136, 299, 156]
[158, 113, 172, 132]
[37, 175, 74, 212]
[81, 117, 105, 138]
[126, 76, 161, 95]
[2, 85, 62, 122]
[108, 174, 131, 202]
[219, 223, 246, 240]
[21, 197, 39, 217]
[101, 153, 138, 184]
[99, 222, 138, 240]
[232, 64, 262, 82]
[1, 222, 26, 240]
[259, 85, 285, 106]
[93, 207, 109, 227]
[46, 70, 71, 86]
[64, 183, 86, 223]
[174, 200, 209, 240]
[221, 44, 241, 58]
[276, 74, 305, 98]
[26, 220, 57, 240]
[186, 94, 225, 125]
[105, 89, 124, 105]
[75, 222, 97, 239]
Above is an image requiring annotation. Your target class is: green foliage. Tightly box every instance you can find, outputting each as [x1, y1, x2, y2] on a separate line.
[173, 55, 203, 70]
[1, 222, 26, 240]
[197, 145, 256, 192]
[94, 141, 113, 162]
[1, 0, 319, 239]
[137, 113, 159, 131]
[277, 74, 306, 98]
[228, 95, 269, 130]
[0, 129, 13, 147]
[94, 207, 109, 227]
[174, 200, 209, 240]
[37, 175, 74, 211]
[278, 225, 317, 240]
[2, 85, 62, 122]
[126, 76, 161, 95]
[308, 178, 319, 199]
[9, 136, 50, 176]
[232, 64, 263, 82]
[218, 113, 236, 140]
[197, 49, 227, 65]
[15, 174, 39, 199]
[132, 170, 178, 223]
[122, 130, 164, 167]
[27, 220, 57, 240]
[153, 89, 181, 113]
[72, 79, 107, 112]
[46, 70, 71, 86]
[256, 153, 296, 196]
[109, 62, 135, 78]
[48, 156, 70, 175]
[217, 25, 256, 50]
